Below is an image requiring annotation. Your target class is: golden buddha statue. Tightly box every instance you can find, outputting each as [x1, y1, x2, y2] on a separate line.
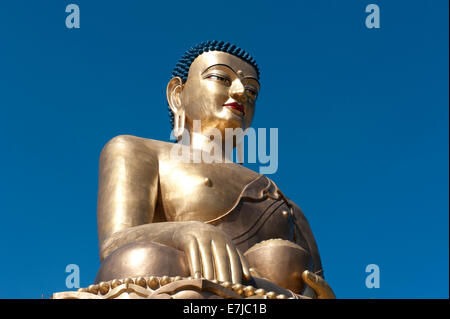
[53, 41, 335, 299]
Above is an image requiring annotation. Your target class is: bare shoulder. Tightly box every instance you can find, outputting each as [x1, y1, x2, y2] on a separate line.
[100, 135, 174, 160]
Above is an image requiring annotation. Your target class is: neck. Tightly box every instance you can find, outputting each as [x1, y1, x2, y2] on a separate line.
[189, 131, 235, 162]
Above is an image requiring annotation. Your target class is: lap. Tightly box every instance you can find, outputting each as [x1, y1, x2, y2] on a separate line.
[95, 241, 190, 283]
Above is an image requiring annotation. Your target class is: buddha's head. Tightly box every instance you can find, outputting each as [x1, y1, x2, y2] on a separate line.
[167, 41, 260, 140]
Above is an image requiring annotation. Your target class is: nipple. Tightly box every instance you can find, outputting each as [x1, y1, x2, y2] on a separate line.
[203, 177, 212, 187]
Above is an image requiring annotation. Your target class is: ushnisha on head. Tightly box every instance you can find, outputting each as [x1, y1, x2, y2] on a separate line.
[166, 41, 260, 140]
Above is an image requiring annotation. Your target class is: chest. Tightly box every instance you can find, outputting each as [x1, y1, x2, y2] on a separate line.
[158, 160, 260, 222]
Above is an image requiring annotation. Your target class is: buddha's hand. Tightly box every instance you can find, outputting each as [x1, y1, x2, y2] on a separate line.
[301, 270, 336, 299]
[172, 221, 251, 284]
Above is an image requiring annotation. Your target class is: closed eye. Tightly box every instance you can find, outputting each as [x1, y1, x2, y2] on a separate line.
[245, 87, 258, 98]
[205, 74, 231, 86]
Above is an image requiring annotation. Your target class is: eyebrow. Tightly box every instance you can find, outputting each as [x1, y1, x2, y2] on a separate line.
[201, 64, 260, 85]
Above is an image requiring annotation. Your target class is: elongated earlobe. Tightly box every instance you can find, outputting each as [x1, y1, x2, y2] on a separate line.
[166, 77, 185, 138]
[173, 108, 185, 138]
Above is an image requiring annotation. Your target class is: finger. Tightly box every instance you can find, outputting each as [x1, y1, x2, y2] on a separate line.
[226, 244, 243, 284]
[237, 249, 251, 281]
[211, 240, 231, 282]
[184, 236, 202, 279]
[301, 270, 336, 299]
[198, 240, 215, 280]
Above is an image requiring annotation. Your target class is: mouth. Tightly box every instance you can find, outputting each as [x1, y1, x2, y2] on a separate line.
[223, 102, 245, 115]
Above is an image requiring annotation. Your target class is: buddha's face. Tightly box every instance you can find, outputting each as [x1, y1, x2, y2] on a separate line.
[171, 51, 260, 135]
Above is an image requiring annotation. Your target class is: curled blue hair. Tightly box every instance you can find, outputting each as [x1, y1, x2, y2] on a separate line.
[168, 40, 260, 129]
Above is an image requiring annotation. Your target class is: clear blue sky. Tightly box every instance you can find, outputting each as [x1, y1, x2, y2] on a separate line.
[0, 0, 448, 299]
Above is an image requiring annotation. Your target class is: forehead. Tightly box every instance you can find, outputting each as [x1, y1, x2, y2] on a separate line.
[188, 51, 258, 79]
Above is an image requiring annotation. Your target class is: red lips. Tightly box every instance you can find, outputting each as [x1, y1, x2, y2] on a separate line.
[224, 102, 245, 115]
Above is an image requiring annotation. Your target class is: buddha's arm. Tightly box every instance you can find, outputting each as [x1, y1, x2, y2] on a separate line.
[95, 136, 191, 259]
[97, 135, 160, 260]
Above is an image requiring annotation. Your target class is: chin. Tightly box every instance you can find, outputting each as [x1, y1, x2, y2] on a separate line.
[216, 111, 245, 129]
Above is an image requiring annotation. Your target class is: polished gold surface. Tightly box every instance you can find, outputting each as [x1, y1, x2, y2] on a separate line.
[54, 276, 307, 299]
[244, 239, 312, 294]
[167, 51, 259, 139]
[54, 48, 335, 299]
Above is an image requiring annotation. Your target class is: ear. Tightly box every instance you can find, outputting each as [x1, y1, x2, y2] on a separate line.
[166, 77, 184, 114]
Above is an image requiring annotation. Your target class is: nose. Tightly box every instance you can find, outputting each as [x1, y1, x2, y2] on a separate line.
[229, 80, 247, 104]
